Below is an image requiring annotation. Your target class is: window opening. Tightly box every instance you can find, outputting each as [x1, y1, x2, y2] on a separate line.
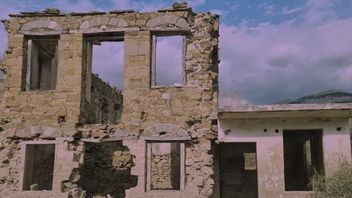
[22, 144, 55, 191]
[152, 35, 185, 86]
[85, 34, 123, 124]
[146, 141, 185, 191]
[283, 130, 324, 191]
[25, 36, 59, 91]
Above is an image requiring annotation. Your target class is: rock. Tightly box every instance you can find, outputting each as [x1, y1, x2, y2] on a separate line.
[0, 167, 9, 179]
[91, 129, 105, 138]
[41, 127, 63, 139]
[30, 183, 39, 191]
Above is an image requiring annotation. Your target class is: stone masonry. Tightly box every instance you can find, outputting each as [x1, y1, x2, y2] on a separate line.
[0, 2, 219, 198]
[86, 74, 122, 124]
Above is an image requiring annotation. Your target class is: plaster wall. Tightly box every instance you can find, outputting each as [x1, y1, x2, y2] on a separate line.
[218, 117, 352, 198]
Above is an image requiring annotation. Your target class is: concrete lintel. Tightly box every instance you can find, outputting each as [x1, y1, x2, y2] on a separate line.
[55, 137, 74, 142]
[81, 138, 100, 143]
[20, 140, 56, 145]
[0, 191, 69, 197]
[140, 136, 190, 141]
[101, 136, 136, 142]
[141, 27, 190, 32]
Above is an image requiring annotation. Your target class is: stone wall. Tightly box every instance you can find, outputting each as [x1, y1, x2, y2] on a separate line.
[150, 142, 180, 190]
[0, 2, 219, 198]
[85, 74, 122, 124]
[82, 141, 134, 197]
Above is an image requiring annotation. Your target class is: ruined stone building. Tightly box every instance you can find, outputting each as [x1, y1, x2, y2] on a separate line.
[0, 2, 351, 198]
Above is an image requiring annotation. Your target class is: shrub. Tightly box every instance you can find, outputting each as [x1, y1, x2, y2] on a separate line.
[311, 161, 352, 198]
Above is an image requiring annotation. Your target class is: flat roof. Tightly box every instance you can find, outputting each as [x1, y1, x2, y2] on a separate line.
[219, 103, 352, 119]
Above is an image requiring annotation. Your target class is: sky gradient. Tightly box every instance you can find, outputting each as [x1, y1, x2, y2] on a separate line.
[0, 0, 351, 104]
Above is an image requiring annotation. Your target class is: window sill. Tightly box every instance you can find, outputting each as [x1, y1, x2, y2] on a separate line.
[285, 191, 314, 193]
[151, 84, 184, 89]
[145, 190, 184, 195]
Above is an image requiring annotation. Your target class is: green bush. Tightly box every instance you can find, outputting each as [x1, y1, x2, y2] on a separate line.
[311, 161, 352, 198]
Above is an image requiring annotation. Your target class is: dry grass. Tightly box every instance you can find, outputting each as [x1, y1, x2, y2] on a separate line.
[311, 161, 352, 198]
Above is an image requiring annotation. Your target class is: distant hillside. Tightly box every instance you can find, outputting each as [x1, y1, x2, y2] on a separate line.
[281, 90, 352, 104]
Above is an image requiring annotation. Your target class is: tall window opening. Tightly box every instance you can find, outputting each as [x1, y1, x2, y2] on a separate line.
[22, 144, 55, 191]
[283, 130, 324, 191]
[84, 34, 124, 124]
[152, 35, 185, 86]
[25, 36, 59, 91]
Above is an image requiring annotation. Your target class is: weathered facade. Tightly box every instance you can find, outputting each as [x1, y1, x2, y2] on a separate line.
[217, 105, 352, 198]
[0, 2, 351, 198]
[0, 2, 219, 198]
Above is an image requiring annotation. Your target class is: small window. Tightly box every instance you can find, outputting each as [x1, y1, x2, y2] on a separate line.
[152, 35, 185, 87]
[146, 141, 185, 191]
[22, 144, 56, 191]
[283, 130, 324, 191]
[25, 36, 59, 91]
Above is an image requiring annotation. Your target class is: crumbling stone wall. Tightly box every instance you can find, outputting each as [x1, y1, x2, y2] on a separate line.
[82, 141, 134, 198]
[0, 2, 219, 198]
[86, 74, 122, 124]
[151, 143, 180, 190]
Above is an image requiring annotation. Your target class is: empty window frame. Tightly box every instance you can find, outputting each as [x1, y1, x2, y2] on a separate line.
[84, 34, 124, 124]
[22, 143, 56, 191]
[85, 34, 124, 93]
[151, 35, 186, 87]
[25, 36, 59, 91]
[146, 141, 185, 191]
[283, 130, 324, 191]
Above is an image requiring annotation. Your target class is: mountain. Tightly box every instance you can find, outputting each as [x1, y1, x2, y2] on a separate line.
[279, 90, 352, 104]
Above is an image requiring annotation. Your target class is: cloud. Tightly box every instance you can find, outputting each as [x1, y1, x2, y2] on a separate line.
[155, 36, 183, 86]
[187, 0, 205, 7]
[209, 9, 227, 17]
[110, 0, 168, 12]
[282, 7, 303, 15]
[231, 4, 240, 11]
[301, 0, 336, 25]
[258, 3, 277, 15]
[0, 0, 351, 105]
[92, 42, 124, 90]
[54, 0, 97, 12]
[219, 4, 352, 104]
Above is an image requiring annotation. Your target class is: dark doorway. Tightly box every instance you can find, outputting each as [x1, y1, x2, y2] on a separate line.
[23, 144, 55, 191]
[82, 141, 136, 198]
[219, 143, 258, 198]
[283, 129, 324, 191]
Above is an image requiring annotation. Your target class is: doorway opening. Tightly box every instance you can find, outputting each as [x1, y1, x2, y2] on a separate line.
[219, 143, 258, 198]
[283, 129, 324, 191]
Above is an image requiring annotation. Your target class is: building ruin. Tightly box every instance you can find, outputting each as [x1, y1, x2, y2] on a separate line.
[0, 2, 351, 198]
